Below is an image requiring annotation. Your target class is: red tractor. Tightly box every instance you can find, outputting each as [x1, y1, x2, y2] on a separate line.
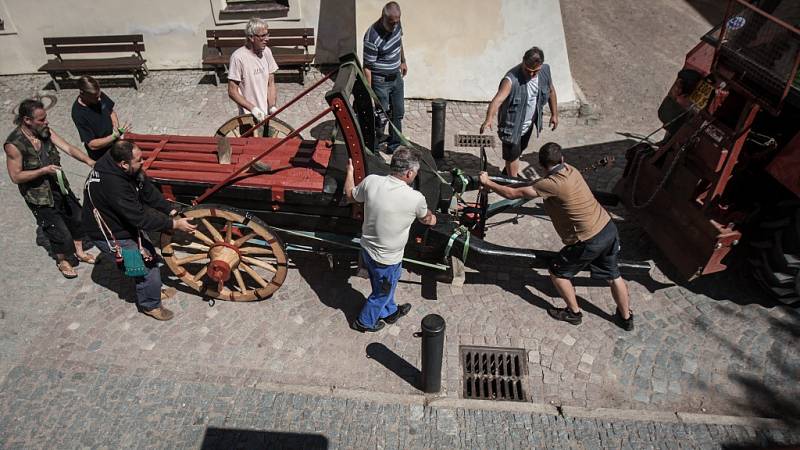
[615, 0, 800, 303]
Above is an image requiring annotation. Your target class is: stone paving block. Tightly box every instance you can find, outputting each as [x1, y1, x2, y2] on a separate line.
[1, 66, 799, 444]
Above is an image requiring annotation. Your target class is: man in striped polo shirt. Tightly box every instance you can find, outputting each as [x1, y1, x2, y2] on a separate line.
[363, 2, 407, 154]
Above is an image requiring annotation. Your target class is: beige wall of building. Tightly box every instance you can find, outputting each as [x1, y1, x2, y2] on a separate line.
[355, 0, 576, 102]
[0, 0, 354, 73]
[0, 0, 574, 102]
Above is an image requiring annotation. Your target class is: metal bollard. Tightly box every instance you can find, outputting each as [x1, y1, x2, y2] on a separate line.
[431, 99, 446, 159]
[420, 314, 446, 393]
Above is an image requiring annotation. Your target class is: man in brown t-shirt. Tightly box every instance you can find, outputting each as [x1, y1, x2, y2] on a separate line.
[479, 142, 633, 330]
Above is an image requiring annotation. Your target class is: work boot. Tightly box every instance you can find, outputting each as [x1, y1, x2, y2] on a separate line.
[350, 319, 385, 333]
[547, 307, 582, 325]
[382, 303, 411, 324]
[160, 287, 177, 301]
[143, 306, 174, 321]
[613, 309, 634, 331]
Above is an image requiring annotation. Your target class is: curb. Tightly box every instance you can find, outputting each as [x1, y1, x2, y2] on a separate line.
[250, 379, 794, 429]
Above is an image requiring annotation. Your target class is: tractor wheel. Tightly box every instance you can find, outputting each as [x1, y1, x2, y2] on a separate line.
[161, 205, 288, 301]
[748, 201, 800, 305]
[215, 114, 299, 139]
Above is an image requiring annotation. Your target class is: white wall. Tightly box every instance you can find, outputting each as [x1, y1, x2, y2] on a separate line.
[355, 0, 576, 102]
[0, 0, 574, 102]
[0, 0, 350, 73]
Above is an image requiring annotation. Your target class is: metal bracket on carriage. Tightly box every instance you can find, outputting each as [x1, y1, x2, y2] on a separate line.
[270, 187, 285, 205]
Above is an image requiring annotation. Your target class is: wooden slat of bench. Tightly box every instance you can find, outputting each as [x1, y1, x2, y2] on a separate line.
[206, 37, 314, 49]
[206, 28, 313, 38]
[45, 43, 145, 55]
[43, 35, 144, 45]
[204, 53, 314, 67]
[39, 57, 146, 72]
[274, 54, 315, 64]
[202, 55, 229, 66]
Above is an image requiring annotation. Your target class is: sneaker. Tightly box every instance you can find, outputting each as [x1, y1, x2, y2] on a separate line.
[143, 306, 174, 321]
[548, 307, 582, 325]
[613, 309, 634, 331]
[350, 319, 385, 333]
[382, 303, 411, 324]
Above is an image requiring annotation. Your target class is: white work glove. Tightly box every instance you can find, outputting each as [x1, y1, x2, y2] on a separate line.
[269, 106, 278, 115]
[251, 106, 266, 122]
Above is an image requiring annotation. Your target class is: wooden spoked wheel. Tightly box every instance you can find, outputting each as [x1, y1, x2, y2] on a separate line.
[161, 205, 288, 301]
[215, 114, 298, 139]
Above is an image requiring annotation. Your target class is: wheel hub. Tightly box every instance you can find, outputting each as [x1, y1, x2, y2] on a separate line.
[207, 244, 241, 282]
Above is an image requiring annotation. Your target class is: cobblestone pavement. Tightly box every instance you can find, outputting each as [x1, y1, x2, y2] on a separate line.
[1, 67, 799, 448]
[2, 364, 798, 449]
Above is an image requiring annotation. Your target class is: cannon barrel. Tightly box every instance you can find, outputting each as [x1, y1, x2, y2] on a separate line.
[416, 220, 651, 275]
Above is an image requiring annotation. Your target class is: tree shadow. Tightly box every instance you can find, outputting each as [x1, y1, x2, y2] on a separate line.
[201, 427, 328, 450]
[366, 342, 421, 390]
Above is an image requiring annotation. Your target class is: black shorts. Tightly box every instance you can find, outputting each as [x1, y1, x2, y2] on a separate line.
[549, 221, 621, 280]
[501, 127, 534, 162]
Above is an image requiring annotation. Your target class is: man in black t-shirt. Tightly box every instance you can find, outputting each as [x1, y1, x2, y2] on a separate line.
[71, 76, 131, 161]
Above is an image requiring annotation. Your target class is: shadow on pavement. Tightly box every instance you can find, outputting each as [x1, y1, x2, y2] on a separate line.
[520, 138, 636, 178]
[309, 119, 335, 140]
[366, 342, 421, 390]
[684, 0, 727, 25]
[712, 307, 800, 426]
[90, 257, 137, 305]
[466, 271, 619, 325]
[201, 427, 328, 450]
[519, 138, 786, 306]
[294, 254, 364, 325]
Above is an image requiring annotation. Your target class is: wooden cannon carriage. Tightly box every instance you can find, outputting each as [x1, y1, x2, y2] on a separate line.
[127, 56, 651, 302]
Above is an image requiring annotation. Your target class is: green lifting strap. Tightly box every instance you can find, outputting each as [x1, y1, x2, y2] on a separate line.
[55, 169, 68, 195]
[452, 168, 468, 196]
[443, 225, 470, 264]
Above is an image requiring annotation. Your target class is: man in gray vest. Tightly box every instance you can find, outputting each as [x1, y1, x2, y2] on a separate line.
[4, 99, 97, 279]
[480, 47, 559, 178]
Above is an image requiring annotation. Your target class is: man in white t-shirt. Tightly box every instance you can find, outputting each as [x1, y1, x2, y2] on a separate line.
[228, 17, 279, 124]
[344, 147, 437, 332]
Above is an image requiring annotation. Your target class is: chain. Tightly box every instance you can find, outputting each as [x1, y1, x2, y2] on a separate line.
[630, 120, 713, 209]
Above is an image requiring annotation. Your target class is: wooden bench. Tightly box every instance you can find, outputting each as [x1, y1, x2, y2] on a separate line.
[203, 28, 315, 85]
[38, 34, 148, 91]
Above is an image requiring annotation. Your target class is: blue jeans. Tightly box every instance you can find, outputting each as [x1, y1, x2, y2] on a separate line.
[372, 72, 405, 151]
[357, 249, 402, 328]
[93, 237, 163, 311]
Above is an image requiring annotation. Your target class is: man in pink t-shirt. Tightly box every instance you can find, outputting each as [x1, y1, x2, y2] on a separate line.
[228, 18, 279, 123]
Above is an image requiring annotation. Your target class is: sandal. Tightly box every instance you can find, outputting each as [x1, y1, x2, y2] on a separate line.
[57, 260, 78, 279]
[76, 253, 97, 264]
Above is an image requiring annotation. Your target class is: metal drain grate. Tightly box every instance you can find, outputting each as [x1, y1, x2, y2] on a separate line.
[455, 133, 495, 148]
[460, 346, 527, 401]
